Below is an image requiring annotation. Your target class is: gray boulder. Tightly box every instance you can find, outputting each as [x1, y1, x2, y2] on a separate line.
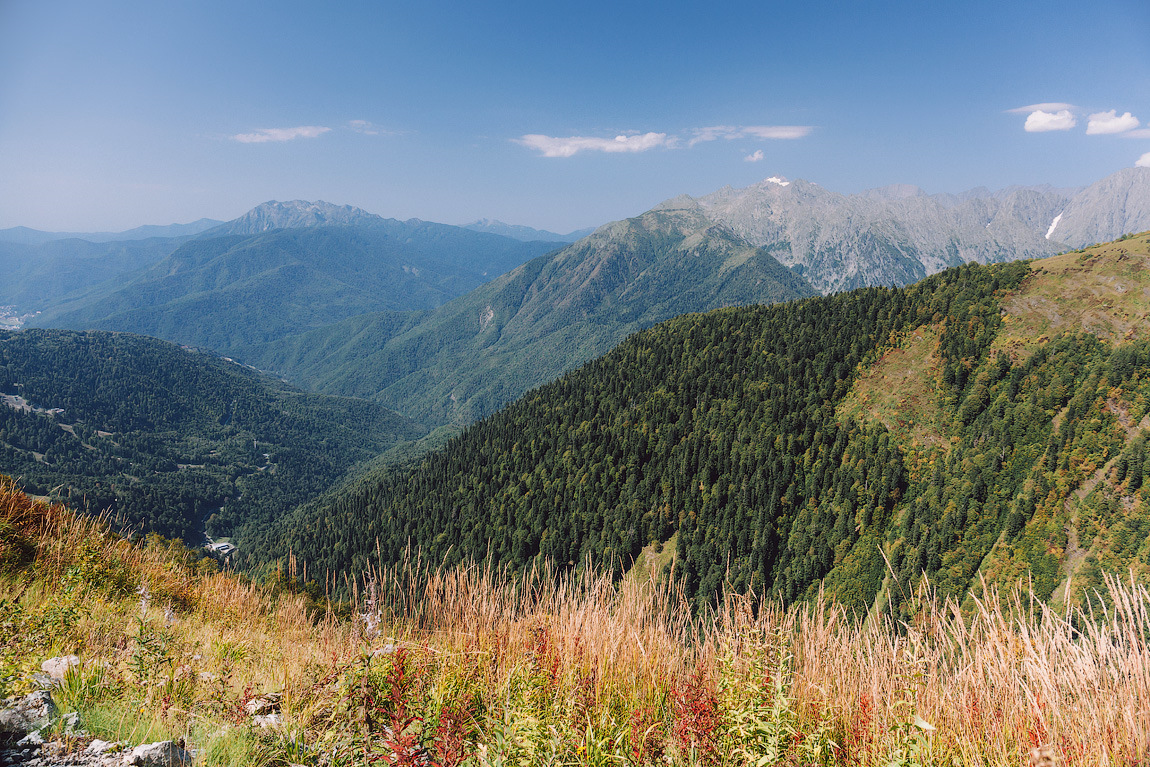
[0, 690, 56, 744]
[122, 740, 194, 766]
[40, 655, 80, 682]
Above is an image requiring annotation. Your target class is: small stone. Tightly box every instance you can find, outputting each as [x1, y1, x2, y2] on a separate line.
[252, 713, 281, 729]
[62, 711, 82, 733]
[40, 655, 80, 682]
[87, 739, 117, 755]
[29, 673, 54, 690]
[243, 693, 280, 715]
[122, 740, 193, 767]
[15, 730, 42, 747]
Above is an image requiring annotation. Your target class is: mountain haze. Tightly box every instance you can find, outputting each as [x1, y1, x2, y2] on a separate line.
[463, 218, 596, 243]
[0, 218, 223, 245]
[30, 205, 557, 353]
[0, 237, 185, 313]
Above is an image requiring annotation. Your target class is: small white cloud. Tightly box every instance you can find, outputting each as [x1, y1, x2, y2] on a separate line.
[690, 125, 738, 146]
[1120, 128, 1150, 139]
[1024, 110, 1077, 132]
[1137, 152, 1150, 168]
[741, 125, 812, 140]
[744, 149, 764, 162]
[349, 119, 384, 135]
[690, 124, 812, 146]
[1006, 102, 1075, 114]
[516, 132, 669, 157]
[232, 126, 331, 143]
[1086, 110, 1140, 135]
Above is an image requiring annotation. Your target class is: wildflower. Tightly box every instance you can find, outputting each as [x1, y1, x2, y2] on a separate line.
[137, 582, 150, 615]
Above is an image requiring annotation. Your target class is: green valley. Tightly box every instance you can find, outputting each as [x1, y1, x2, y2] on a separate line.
[0, 329, 423, 545]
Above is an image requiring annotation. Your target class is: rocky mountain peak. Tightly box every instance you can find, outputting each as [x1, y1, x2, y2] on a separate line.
[1051, 167, 1150, 247]
[651, 194, 701, 212]
[678, 167, 1150, 295]
[860, 183, 927, 201]
[206, 200, 384, 237]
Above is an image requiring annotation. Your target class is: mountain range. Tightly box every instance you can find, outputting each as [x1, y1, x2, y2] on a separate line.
[235, 201, 816, 426]
[0, 218, 223, 245]
[4, 169, 1150, 594]
[694, 167, 1150, 293]
[462, 218, 596, 243]
[17, 168, 1150, 435]
[230, 167, 1150, 429]
[253, 233, 1150, 616]
[27, 202, 560, 353]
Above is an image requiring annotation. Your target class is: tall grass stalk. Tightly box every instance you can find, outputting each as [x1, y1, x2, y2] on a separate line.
[4, 481, 1149, 764]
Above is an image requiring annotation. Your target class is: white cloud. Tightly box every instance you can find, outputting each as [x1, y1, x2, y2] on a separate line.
[742, 125, 812, 140]
[231, 126, 331, 143]
[690, 124, 812, 146]
[349, 119, 385, 135]
[1006, 102, 1075, 114]
[516, 123, 812, 157]
[744, 150, 764, 162]
[690, 125, 739, 145]
[1086, 110, 1140, 135]
[1024, 110, 1077, 132]
[1121, 128, 1150, 139]
[516, 132, 669, 157]
[1137, 152, 1150, 168]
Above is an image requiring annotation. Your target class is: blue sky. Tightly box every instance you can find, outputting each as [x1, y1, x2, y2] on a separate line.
[1, 0, 1148, 233]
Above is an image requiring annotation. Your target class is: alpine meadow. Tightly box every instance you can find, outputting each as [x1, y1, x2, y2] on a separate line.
[4, 1, 1150, 763]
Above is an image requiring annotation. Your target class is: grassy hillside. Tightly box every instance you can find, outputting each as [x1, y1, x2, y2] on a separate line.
[258, 234, 1150, 619]
[2, 479, 1147, 765]
[0, 329, 424, 546]
[237, 204, 816, 428]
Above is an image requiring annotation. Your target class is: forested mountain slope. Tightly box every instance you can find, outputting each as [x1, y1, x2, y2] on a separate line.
[0, 329, 423, 545]
[0, 237, 184, 315]
[0, 218, 222, 245]
[30, 204, 555, 354]
[257, 233, 1150, 616]
[236, 200, 815, 427]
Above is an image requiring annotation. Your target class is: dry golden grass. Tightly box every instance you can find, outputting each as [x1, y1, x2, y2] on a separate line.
[348, 554, 1150, 765]
[996, 232, 1150, 355]
[4, 478, 1150, 765]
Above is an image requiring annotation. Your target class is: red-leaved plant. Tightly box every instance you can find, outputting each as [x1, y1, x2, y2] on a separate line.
[429, 699, 474, 767]
[671, 667, 720, 766]
[627, 704, 665, 765]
